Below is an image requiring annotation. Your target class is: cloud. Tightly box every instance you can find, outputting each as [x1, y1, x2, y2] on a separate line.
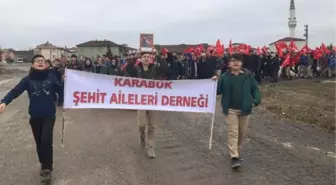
[0, 0, 335, 50]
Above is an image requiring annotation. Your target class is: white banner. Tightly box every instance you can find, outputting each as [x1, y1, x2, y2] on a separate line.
[64, 69, 217, 113]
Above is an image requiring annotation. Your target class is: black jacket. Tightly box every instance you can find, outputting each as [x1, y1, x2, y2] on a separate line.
[108, 65, 123, 76]
[125, 57, 168, 80]
[244, 54, 261, 72]
[1, 69, 62, 118]
[197, 56, 218, 79]
[67, 61, 83, 71]
[166, 53, 180, 80]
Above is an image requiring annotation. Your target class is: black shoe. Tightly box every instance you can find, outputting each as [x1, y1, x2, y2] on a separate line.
[41, 170, 52, 184]
[231, 157, 242, 170]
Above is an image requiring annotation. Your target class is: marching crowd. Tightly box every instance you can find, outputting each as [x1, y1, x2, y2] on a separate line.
[49, 45, 336, 86]
[0, 43, 335, 184]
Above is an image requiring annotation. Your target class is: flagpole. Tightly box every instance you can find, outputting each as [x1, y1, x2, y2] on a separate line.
[61, 109, 66, 148]
[209, 80, 218, 150]
[208, 110, 216, 149]
[61, 68, 67, 148]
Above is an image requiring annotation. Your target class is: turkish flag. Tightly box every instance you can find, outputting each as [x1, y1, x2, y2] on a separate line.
[289, 40, 298, 52]
[215, 39, 224, 55]
[321, 43, 331, 54]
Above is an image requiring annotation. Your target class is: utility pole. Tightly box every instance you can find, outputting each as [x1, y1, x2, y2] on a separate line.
[304, 25, 308, 46]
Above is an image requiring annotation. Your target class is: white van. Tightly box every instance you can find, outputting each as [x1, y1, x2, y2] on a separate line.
[17, 58, 24, 63]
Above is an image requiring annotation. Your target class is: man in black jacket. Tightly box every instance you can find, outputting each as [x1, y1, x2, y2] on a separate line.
[244, 51, 261, 84]
[179, 55, 189, 79]
[166, 52, 180, 80]
[269, 53, 281, 82]
[125, 51, 168, 158]
[50, 59, 64, 106]
[108, 56, 123, 76]
[67, 54, 82, 71]
[198, 50, 219, 79]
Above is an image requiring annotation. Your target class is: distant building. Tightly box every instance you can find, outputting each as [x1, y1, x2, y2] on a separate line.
[76, 40, 127, 59]
[68, 47, 78, 54]
[13, 50, 34, 62]
[268, 0, 305, 53]
[269, 37, 306, 52]
[0, 49, 15, 61]
[34, 41, 71, 60]
[154, 43, 209, 54]
[121, 44, 137, 55]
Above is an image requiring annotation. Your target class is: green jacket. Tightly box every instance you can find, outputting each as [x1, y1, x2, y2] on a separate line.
[92, 65, 109, 75]
[217, 68, 261, 116]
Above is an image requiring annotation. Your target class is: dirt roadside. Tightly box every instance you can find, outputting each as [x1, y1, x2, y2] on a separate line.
[260, 79, 335, 131]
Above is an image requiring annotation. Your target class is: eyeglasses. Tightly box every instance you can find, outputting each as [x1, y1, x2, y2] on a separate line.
[230, 59, 241, 63]
[34, 59, 46, 64]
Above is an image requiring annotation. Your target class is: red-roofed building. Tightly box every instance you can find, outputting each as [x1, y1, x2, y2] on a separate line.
[269, 37, 306, 52]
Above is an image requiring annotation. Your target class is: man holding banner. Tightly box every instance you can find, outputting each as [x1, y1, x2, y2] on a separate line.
[124, 50, 168, 158]
[65, 64, 217, 160]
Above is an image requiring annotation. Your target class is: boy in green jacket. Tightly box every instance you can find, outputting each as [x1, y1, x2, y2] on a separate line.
[213, 53, 261, 170]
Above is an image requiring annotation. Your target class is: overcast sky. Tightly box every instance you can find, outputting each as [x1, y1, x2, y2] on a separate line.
[0, 0, 335, 50]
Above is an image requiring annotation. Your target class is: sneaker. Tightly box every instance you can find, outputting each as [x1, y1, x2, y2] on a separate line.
[140, 136, 146, 148]
[231, 157, 242, 170]
[147, 147, 156, 159]
[41, 170, 52, 184]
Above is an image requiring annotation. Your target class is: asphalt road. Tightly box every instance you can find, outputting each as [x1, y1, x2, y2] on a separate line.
[0, 70, 335, 185]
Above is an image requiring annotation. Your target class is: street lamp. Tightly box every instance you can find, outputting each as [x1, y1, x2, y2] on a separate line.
[304, 25, 308, 46]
